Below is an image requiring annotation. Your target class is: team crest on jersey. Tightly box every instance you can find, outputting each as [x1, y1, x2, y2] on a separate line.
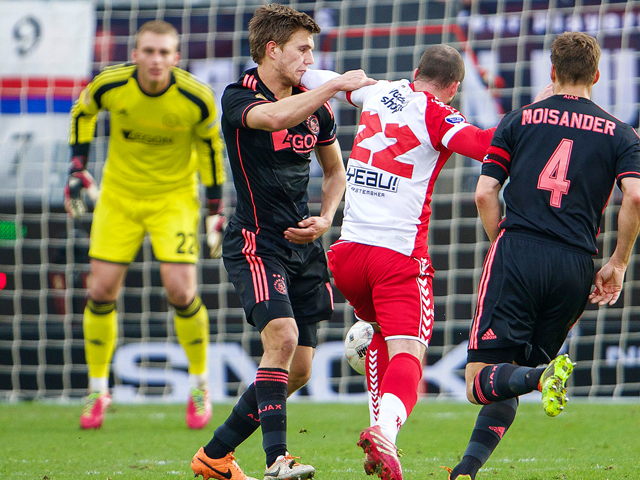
[306, 115, 320, 135]
[273, 274, 287, 295]
[445, 113, 465, 125]
[163, 113, 179, 127]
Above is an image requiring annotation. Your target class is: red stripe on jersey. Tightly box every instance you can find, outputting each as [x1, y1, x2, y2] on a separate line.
[485, 145, 510, 163]
[317, 134, 336, 145]
[411, 149, 451, 257]
[323, 99, 334, 118]
[617, 170, 640, 179]
[483, 158, 509, 175]
[243, 74, 258, 91]
[346, 91, 358, 107]
[325, 282, 334, 309]
[241, 229, 269, 303]
[469, 230, 504, 349]
[236, 130, 260, 229]
[241, 101, 269, 129]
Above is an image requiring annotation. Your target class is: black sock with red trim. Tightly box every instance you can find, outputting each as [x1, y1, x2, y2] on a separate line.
[472, 363, 544, 403]
[255, 367, 289, 467]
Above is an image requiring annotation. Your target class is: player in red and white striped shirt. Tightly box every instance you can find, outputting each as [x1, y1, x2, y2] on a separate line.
[304, 44, 496, 480]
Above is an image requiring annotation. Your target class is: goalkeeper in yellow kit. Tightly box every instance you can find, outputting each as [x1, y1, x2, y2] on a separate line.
[66, 20, 225, 430]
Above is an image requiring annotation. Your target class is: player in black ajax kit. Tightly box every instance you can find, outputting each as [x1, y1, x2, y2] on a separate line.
[190, 5, 374, 480]
[447, 32, 640, 480]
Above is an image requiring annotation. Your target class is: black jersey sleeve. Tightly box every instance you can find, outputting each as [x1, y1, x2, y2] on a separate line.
[615, 124, 640, 187]
[480, 110, 517, 184]
[316, 102, 337, 146]
[221, 83, 269, 130]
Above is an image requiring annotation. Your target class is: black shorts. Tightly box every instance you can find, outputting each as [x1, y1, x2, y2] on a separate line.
[467, 231, 594, 367]
[222, 223, 333, 340]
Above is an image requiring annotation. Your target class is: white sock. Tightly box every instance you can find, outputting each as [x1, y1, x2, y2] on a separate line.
[376, 393, 407, 444]
[189, 372, 208, 390]
[88, 376, 109, 394]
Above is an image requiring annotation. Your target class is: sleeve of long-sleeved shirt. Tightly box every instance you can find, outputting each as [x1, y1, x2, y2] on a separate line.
[68, 63, 134, 158]
[194, 88, 226, 190]
[68, 77, 102, 158]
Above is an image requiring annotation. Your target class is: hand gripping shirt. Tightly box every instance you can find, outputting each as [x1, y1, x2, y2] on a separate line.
[221, 68, 337, 245]
[340, 79, 477, 258]
[69, 64, 225, 197]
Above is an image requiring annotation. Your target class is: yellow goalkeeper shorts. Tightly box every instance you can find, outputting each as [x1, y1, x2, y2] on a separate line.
[89, 187, 201, 264]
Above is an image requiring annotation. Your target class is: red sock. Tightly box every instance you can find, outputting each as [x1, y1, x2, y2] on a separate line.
[366, 332, 388, 423]
[380, 352, 423, 417]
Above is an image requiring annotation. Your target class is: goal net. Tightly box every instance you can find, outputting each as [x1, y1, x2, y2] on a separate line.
[1, 0, 640, 403]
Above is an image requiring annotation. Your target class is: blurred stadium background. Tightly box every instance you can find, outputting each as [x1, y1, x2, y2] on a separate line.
[1, 0, 640, 404]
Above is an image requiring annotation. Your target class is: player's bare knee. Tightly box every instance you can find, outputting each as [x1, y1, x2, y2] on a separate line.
[88, 283, 119, 303]
[166, 290, 194, 309]
[287, 369, 311, 394]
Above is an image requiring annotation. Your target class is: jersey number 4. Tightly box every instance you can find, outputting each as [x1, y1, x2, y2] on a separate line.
[350, 111, 420, 178]
[537, 138, 573, 208]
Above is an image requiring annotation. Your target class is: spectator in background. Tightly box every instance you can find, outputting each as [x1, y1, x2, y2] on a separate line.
[66, 20, 226, 430]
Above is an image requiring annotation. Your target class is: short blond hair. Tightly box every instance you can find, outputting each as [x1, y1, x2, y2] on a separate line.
[135, 20, 179, 49]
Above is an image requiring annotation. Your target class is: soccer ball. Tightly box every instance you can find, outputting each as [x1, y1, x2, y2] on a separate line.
[344, 321, 374, 375]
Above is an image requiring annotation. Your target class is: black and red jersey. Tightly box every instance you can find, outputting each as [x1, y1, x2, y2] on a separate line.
[483, 94, 640, 254]
[221, 68, 337, 246]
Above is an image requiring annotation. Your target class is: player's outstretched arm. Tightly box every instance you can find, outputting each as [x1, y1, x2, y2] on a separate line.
[446, 124, 497, 161]
[475, 174, 503, 242]
[245, 70, 375, 132]
[590, 177, 640, 305]
[284, 141, 346, 244]
[302, 69, 377, 106]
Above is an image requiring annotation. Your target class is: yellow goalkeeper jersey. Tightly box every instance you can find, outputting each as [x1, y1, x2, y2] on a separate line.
[69, 63, 225, 197]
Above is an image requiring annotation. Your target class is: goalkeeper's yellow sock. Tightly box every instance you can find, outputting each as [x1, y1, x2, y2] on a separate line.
[83, 299, 118, 385]
[174, 296, 210, 380]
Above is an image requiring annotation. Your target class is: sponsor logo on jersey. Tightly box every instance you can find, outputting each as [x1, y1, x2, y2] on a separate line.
[445, 113, 466, 125]
[306, 115, 320, 135]
[381, 88, 407, 113]
[121, 130, 174, 145]
[346, 165, 399, 193]
[271, 129, 317, 154]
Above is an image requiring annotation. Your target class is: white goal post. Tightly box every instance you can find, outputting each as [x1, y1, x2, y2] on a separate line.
[1, 0, 640, 402]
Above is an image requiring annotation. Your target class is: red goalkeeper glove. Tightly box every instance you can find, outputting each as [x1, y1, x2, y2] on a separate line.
[205, 214, 227, 259]
[64, 156, 99, 218]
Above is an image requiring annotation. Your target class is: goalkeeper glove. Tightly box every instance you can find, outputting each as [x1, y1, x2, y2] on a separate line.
[64, 155, 99, 218]
[205, 214, 227, 259]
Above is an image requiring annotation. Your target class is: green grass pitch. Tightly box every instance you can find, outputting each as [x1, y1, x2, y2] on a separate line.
[1, 400, 639, 479]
